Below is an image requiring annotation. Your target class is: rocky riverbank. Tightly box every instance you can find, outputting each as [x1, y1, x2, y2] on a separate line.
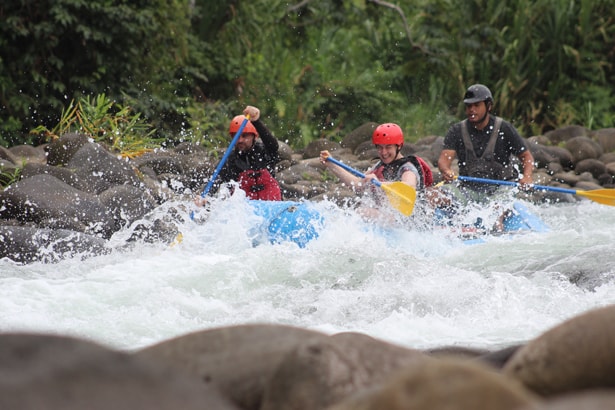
[2, 303, 615, 409]
[0, 123, 614, 263]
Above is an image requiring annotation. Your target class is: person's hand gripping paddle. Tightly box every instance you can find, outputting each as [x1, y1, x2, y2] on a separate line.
[190, 115, 251, 220]
[326, 156, 417, 216]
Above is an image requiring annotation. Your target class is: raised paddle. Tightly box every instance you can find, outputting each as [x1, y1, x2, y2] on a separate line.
[190, 115, 251, 220]
[457, 175, 615, 206]
[326, 156, 417, 216]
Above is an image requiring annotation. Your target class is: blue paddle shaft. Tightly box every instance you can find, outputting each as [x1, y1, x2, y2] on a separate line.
[326, 156, 382, 187]
[457, 175, 577, 195]
[200, 117, 250, 198]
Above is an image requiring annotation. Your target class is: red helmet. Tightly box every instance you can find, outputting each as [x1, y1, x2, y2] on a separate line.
[229, 115, 258, 136]
[372, 123, 404, 146]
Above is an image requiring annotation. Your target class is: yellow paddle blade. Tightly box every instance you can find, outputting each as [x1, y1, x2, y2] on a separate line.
[380, 182, 417, 216]
[577, 189, 615, 206]
[169, 232, 183, 247]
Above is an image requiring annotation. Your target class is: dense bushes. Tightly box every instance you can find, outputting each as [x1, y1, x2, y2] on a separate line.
[0, 0, 194, 145]
[1, 0, 613, 149]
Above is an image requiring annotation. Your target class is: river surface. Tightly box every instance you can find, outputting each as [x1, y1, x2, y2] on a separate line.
[1, 194, 613, 352]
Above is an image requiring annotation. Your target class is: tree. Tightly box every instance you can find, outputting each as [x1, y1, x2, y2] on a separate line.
[0, 0, 195, 145]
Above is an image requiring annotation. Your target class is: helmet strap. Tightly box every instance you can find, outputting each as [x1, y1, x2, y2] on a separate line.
[477, 111, 489, 124]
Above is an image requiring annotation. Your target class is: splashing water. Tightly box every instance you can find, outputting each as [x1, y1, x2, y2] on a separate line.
[1, 194, 613, 352]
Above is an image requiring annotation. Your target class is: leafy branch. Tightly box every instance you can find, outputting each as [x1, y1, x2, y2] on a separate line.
[0, 165, 22, 190]
[30, 94, 161, 158]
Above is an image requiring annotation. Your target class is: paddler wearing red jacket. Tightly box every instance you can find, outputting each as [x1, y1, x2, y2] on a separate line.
[195, 106, 282, 206]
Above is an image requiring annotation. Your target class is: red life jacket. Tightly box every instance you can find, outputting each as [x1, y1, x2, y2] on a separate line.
[410, 155, 434, 187]
[238, 168, 282, 200]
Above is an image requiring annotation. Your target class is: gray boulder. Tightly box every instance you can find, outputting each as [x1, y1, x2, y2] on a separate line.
[574, 158, 606, 179]
[0, 226, 109, 263]
[67, 143, 141, 194]
[261, 331, 428, 410]
[544, 125, 590, 145]
[565, 136, 603, 163]
[7, 143, 47, 164]
[0, 333, 236, 410]
[341, 122, 378, 151]
[503, 305, 615, 396]
[0, 174, 116, 238]
[98, 184, 158, 231]
[136, 323, 329, 410]
[46, 132, 91, 166]
[329, 357, 539, 410]
[591, 127, 615, 153]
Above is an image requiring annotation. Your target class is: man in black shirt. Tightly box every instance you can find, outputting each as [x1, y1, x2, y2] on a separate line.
[434, 84, 535, 230]
[438, 84, 534, 188]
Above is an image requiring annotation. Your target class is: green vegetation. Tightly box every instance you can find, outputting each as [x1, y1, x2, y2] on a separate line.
[1, 0, 613, 150]
[30, 94, 161, 158]
[0, 164, 21, 188]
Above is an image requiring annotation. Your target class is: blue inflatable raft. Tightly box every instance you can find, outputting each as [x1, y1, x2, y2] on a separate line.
[248, 200, 323, 248]
[247, 200, 548, 248]
[455, 201, 549, 245]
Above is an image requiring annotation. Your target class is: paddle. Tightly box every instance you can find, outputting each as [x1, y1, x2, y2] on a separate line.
[190, 115, 251, 220]
[325, 156, 417, 216]
[457, 175, 615, 206]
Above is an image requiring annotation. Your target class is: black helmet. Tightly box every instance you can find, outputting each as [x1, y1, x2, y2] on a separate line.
[463, 84, 493, 104]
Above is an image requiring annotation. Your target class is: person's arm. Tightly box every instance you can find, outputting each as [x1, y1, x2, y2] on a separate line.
[319, 150, 367, 192]
[252, 119, 279, 154]
[399, 169, 418, 188]
[244, 106, 279, 157]
[437, 149, 457, 182]
[518, 150, 534, 185]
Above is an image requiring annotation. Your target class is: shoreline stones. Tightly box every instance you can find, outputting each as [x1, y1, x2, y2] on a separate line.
[3, 305, 615, 409]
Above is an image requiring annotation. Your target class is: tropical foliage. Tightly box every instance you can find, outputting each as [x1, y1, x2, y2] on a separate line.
[0, 0, 613, 149]
[30, 94, 161, 157]
[0, 0, 193, 145]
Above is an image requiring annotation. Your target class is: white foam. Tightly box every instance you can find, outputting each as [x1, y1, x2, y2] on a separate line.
[0, 199, 613, 351]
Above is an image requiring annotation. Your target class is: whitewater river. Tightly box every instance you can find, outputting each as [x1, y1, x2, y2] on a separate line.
[1, 194, 613, 352]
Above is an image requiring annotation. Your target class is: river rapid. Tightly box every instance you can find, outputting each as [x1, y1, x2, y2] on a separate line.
[1, 194, 613, 353]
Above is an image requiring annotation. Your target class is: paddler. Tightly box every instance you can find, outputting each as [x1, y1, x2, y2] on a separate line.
[320, 123, 432, 221]
[434, 84, 535, 230]
[194, 105, 282, 207]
